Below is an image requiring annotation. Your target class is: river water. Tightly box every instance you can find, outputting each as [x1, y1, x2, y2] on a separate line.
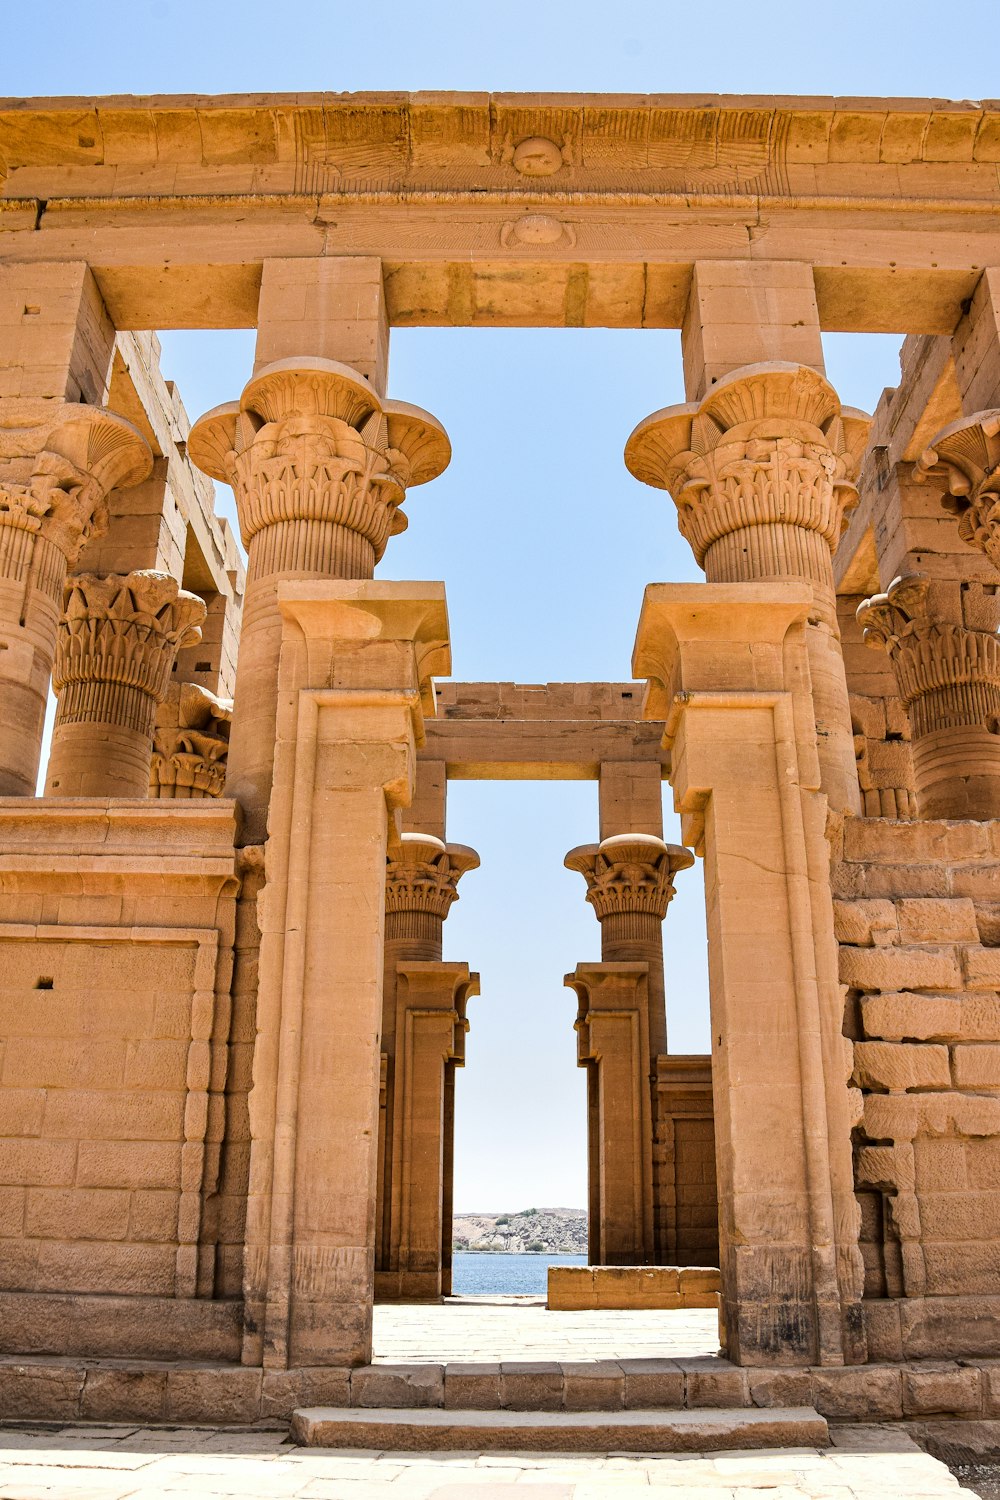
[451, 1251, 587, 1296]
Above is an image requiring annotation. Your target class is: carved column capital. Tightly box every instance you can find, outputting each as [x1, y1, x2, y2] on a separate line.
[385, 833, 480, 944]
[188, 359, 451, 580]
[625, 362, 871, 590]
[565, 833, 694, 937]
[54, 569, 207, 734]
[150, 680, 233, 798]
[858, 573, 1000, 818]
[0, 406, 152, 569]
[916, 410, 1000, 572]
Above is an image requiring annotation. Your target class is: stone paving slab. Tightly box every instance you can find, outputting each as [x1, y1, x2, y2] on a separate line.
[0, 1422, 965, 1497]
[372, 1298, 721, 1363]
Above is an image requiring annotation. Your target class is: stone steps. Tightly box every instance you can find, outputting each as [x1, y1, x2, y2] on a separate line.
[291, 1403, 829, 1452]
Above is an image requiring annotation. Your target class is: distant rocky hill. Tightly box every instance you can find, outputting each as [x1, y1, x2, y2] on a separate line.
[453, 1207, 587, 1254]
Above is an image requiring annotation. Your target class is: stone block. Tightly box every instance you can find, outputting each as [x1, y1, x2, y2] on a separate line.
[619, 1358, 684, 1409]
[747, 1367, 814, 1408]
[953, 1045, 1000, 1090]
[840, 945, 963, 992]
[833, 899, 898, 946]
[861, 991, 963, 1041]
[546, 1265, 594, 1309]
[79, 1365, 167, 1422]
[900, 1296, 1000, 1360]
[443, 1363, 501, 1410]
[561, 1360, 624, 1411]
[261, 1367, 350, 1419]
[0, 1359, 84, 1419]
[898, 899, 980, 944]
[902, 1363, 982, 1416]
[810, 1365, 903, 1420]
[678, 1266, 721, 1295]
[964, 946, 1000, 990]
[853, 1040, 951, 1091]
[166, 1365, 263, 1423]
[681, 1357, 749, 1407]
[350, 1363, 443, 1409]
[500, 1361, 563, 1410]
[862, 1299, 904, 1363]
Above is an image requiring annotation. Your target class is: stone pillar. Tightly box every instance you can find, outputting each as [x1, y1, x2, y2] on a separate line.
[857, 574, 1000, 821]
[149, 680, 232, 799]
[565, 963, 655, 1266]
[242, 579, 450, 1369]
[0, 409, 151, 794]
[189, 360, 450, 843]
[378, 961, 479, 1301]
[633, 583, 866, 1366]
[378, 833, 479, 1297]
[564, 833, 692, 1061]
[45, 570, 205, 798]
[626, 363, 871, 816]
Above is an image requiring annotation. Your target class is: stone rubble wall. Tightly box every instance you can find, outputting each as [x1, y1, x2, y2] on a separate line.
[833, 816, 1000, 1345]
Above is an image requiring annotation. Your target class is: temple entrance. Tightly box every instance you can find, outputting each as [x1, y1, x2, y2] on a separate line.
[373, 769, 721, 1363]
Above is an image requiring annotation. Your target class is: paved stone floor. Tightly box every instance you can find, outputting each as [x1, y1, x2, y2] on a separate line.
[0, 1422, 969, 1497]
[372, 1298, 721, 1364]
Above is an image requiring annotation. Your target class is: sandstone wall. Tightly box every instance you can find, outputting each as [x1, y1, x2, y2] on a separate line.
[0, 802, 239, 1308]
[834, 815, 1000, 1353]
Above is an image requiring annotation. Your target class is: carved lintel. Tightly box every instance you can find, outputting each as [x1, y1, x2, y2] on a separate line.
[149, 680, 233, 798]
[916, 409, 1000, 573]
[188, 359, 451, 580]
[54, 570, 206, 733]
[625, 362, 871, 589]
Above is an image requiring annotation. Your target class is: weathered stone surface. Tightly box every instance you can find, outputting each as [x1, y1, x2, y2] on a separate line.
[810, 1366, 903, 1421]
[290, 1403, 831, 1452]
[853, 1039, 951, 1091]
[165, 1366, 263, 1424]
[350, 1363, 443, 1409]
[561, 1360, 624, 1411]
[902, 1363, 982, 1416]
[619, 1358, 684, 1409]
[443, 1363, 502, 1410]
[261, 1366, 350, 1419]
[500, 1362, 563, 1411]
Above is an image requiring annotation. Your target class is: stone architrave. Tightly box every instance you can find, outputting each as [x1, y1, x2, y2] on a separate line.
[45, 570, 206, 798]
[242, 579, 450, 1370]
[149, 680, 233, 799]
[565, 962, 655, 1267]
[915, 410, 1000, 572]
[625, 363, 871, 816]
[0, 407, 151, 795]
[378, 833, 478, 1300]
[633, 582, 866, 1368]
[188, 359, 450, 841]
[564, 832, 693, 1061]
[857, 574, 1000, 821]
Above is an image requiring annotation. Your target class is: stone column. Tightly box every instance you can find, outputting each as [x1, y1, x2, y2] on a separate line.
[379, 962, 479, 1301]
[564, 833, 692, 1062]
[242, 579, 451, 1369]
[857, 574, 1000, 821]
[378, 833, 479, 1298]
[0, 408, 151, 794]
[633, 583, 866, 1366]
[189, 360, 450, 842]
[45, 570, 205, 798]
[149, 680, 232, 799]
[565, 963, 655, 1266]
[626, 363, 871, 815]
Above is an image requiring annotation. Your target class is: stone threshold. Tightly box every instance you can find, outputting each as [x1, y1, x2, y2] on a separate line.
[291, 1403, 829, 1452]
[1, 1351, 999, 1426]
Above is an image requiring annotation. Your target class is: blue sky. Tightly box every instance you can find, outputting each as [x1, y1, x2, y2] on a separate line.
[18, 0, 992, 1211]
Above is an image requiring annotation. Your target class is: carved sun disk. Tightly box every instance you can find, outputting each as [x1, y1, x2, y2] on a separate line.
[511, 137, 563, 176]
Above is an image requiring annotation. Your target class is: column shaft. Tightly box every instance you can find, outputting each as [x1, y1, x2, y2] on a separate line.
[242, 580, 450, 1369]
[634, 584, 866, 1366]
